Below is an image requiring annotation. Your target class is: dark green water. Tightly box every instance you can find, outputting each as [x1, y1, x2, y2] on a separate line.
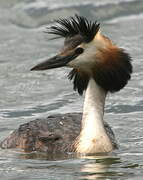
[0, 0, 143, 179]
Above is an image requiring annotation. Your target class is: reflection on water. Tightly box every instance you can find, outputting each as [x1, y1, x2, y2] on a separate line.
[0, 149, 139, 179]
[19, 151, 77, 161]
[78, 156, 131, 179]
[0, 148, 143, 179]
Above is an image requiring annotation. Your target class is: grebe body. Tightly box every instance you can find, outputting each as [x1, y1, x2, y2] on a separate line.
[1, 15, 132, 154]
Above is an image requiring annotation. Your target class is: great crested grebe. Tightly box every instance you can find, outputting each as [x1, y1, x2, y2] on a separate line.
[1, 15, 132, 154]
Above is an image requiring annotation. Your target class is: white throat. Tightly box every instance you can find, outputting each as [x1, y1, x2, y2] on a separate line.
[75, 78, 113, 154]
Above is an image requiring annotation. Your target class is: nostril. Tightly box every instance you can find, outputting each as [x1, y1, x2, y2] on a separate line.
[75, 48, 84, 55]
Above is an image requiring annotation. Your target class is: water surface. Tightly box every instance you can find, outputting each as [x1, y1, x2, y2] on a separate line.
[0, 0, 143, 179]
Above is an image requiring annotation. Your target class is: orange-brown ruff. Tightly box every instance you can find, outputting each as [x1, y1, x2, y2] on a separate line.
[0, 15, 132, 154]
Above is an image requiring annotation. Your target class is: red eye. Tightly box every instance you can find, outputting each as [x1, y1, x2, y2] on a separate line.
[75, 48, 84, 55]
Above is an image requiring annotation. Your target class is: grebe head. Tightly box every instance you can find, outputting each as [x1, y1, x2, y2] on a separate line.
[31, 15, 132, 95]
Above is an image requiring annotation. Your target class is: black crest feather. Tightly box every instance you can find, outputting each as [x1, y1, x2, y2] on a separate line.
[68, 69, 89, 95]
[48, 14, 100, 43]
[46, 15, 132, 95]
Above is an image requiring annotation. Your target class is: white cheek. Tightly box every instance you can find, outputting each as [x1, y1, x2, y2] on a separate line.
[68, 46, 96, 69]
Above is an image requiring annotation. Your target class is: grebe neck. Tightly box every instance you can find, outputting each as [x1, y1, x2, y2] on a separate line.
[75, 78, 114, 154]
